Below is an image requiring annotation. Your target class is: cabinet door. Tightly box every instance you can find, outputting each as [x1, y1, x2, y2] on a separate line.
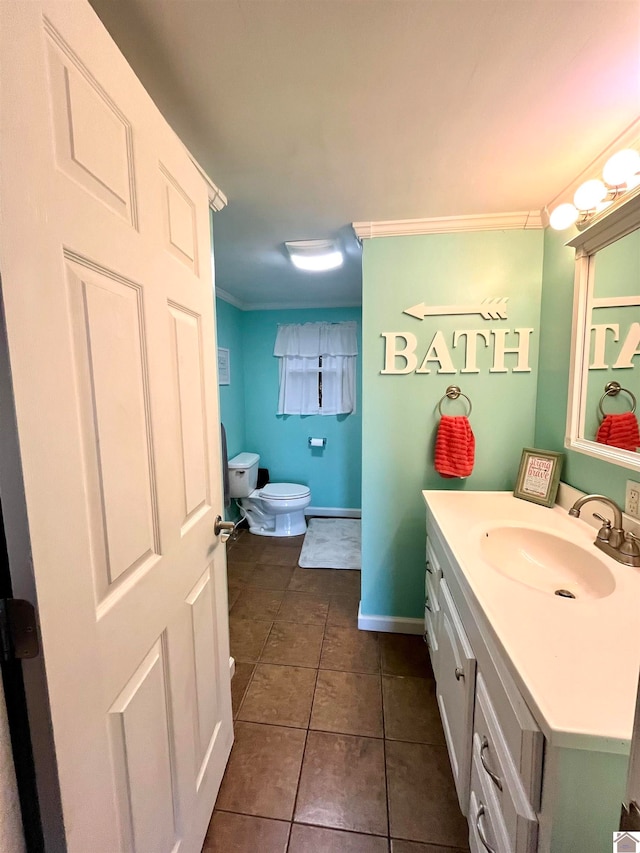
[437, 578, 477, 814]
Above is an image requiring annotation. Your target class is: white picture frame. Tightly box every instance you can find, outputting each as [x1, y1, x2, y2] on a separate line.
[217, 347, 230, 385]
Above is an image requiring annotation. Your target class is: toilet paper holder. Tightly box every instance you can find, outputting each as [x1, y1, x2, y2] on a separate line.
[308, 437, 326, 448]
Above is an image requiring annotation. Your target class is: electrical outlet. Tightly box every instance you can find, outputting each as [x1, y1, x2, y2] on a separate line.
[626, 479, 640, 519]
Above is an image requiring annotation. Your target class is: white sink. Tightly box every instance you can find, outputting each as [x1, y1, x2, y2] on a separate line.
[479, 525, 616, 600]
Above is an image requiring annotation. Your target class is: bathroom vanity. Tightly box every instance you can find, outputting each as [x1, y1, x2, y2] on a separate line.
[423, 490, 640, 853]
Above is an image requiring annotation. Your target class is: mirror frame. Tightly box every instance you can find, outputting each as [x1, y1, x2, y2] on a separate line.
[565, 188, 640, 472]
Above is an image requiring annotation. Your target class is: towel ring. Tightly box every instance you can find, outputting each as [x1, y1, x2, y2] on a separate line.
[598, 381, 637, 420]
[437, 385, 472, 417]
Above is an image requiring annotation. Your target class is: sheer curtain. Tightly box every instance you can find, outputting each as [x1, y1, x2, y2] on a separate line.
[274, 322, 358, 415]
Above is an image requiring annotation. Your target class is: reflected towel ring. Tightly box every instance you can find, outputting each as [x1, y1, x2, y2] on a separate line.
[598, 381, 637, 420]
[437, 385, 472, 417]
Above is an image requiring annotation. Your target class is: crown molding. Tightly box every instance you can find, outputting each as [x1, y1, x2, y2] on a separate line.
[214, 288, 361, 312]
[353, 210, 542, 239]
[215, 287, 246, 309]
[239, 299, 362, 312]
[186, 152, 228, 211]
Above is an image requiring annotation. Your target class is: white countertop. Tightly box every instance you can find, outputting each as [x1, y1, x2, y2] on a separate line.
[423, 489, 640, 753]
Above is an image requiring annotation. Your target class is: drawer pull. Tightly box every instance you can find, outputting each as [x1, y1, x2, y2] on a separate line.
[426, 560, 434, 574]
[425, 599, 432, 613]
[476, 803, 497, 853]
[480, 736, 503, 791]
[454, 666, 464, 681]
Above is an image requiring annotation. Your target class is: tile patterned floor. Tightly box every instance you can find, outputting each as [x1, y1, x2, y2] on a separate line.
[202, 529, 469, 853]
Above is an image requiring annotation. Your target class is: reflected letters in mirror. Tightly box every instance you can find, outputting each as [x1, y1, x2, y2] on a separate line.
[566, 191, 640, 471]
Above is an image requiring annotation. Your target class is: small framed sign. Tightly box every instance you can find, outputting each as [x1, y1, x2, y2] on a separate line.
[514, 447, 564, 508]
[217, 347, 230, 386]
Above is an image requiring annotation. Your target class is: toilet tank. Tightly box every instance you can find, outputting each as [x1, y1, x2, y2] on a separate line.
[227, 452, 260, 498]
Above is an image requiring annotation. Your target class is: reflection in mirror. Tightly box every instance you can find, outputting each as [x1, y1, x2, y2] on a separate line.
[566, 190, 640, 471]
[584, 228, 640, 450]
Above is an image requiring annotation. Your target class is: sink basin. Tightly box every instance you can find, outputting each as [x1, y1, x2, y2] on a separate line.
[479, 525, 616, 599]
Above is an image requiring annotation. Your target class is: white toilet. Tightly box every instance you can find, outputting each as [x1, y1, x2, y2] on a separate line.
[228, 452, 311, 537]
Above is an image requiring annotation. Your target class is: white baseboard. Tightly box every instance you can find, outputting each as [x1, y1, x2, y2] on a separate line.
[357, 603, 424, 635]
[229, 656, 235, 679]
[305, 507, 361, 518]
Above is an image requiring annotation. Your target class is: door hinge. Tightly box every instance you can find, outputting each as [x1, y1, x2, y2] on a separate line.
[620, 800, 640, 832]
[0, 599, 39, 662]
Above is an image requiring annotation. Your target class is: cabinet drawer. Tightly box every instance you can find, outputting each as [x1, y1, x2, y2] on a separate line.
[424, 568, 440, 679]
[437, 578, 476, 813]
[474, 674, 538, 853]
[425, 565, 440, 618]
[426, 538, 443, 580]
[476, 667, 543, 809]
[469, 750, 512, 853]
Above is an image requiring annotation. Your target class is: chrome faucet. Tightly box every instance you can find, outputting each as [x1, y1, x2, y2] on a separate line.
[569, 494, 640, 567]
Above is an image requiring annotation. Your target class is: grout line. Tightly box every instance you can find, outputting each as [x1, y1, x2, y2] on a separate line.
[233, 660, 258, 721]
[289, 818, 390, 840]
[286, 620, 324, 851]
[286, 723, 310, 850]
[215, 808, 391, 841]
[379, 654, 392, 845]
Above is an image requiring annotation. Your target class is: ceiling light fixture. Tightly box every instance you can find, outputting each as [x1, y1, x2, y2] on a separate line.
[285, 239, 344, 272]
[549, 147, 640, 231]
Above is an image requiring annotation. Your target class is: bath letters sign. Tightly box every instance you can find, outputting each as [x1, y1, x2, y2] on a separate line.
[381, 328, 533, 374]
[384, 298, 532, 375]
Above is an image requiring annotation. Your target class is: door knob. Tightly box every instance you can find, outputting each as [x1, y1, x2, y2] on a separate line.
[214, 515, 235, 538]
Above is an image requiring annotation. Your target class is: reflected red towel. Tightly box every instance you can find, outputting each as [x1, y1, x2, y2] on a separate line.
[434, 415, 475, 478]
[596, 412, 640, 451]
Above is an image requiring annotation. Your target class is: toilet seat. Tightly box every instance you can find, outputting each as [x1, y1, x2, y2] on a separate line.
[257, 483, 310, 500]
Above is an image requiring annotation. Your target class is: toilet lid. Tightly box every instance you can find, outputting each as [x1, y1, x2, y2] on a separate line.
[259, 483, 310, 500]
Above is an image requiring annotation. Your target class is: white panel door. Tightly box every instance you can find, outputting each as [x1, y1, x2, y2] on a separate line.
[0, 2, 233, 852]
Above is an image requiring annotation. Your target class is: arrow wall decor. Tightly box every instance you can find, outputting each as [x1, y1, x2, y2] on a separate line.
[403, 297, 509, 321]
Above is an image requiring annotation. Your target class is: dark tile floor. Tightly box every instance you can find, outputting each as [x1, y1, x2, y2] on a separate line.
[203, 528, 469, 853]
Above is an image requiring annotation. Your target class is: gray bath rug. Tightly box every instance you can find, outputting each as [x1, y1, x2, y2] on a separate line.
[298, 518, 361, 570]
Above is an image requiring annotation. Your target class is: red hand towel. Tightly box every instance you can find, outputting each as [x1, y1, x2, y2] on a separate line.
[434, 415, 475, 478]
[596, 411, 640, 451]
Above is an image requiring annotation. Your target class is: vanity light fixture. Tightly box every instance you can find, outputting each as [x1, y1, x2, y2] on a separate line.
[285, 239, 344, 272]
[549, 147, 640, 231]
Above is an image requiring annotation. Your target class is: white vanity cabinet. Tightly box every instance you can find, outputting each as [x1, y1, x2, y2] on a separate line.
[425, 496, 632, 853]
[426, 520, 543, 853]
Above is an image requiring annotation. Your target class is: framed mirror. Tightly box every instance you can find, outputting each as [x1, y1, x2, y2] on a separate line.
[566, 190, 640, 471]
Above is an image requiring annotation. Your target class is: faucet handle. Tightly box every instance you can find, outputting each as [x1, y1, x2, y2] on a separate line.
[620, 531, 640, 558]
[593, 513, 612, 542]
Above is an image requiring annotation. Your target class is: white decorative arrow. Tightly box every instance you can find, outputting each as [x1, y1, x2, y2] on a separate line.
[403, 297, 509, 321]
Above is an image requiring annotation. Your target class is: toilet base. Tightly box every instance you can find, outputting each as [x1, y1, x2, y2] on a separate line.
[247, 509, 307, 537]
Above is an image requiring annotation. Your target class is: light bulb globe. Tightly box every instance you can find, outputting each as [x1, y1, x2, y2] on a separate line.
[549, 203, 579, 231]
[573, 179, 607, 211]
[602, 149, 640, 187]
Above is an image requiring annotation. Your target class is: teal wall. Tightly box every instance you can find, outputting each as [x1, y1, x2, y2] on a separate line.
[534, 228, 630, 506]
[242, 307, 362, 509]
[215, 302, 362, 510]
[362, 230, 544, 619]
[215, 298, 246, 459]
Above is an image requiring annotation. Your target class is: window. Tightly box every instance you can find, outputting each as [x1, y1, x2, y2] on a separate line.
[273, 322, 357, 415]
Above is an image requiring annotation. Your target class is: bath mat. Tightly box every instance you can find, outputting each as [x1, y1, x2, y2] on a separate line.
[298, 518, 361, 570]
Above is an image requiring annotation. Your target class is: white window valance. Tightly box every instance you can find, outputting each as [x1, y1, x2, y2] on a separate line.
[274, 321, 358, 358]
[273, 322, 358, 416]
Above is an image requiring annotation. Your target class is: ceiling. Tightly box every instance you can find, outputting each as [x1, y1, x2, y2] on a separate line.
[89, 0, 640, 309]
